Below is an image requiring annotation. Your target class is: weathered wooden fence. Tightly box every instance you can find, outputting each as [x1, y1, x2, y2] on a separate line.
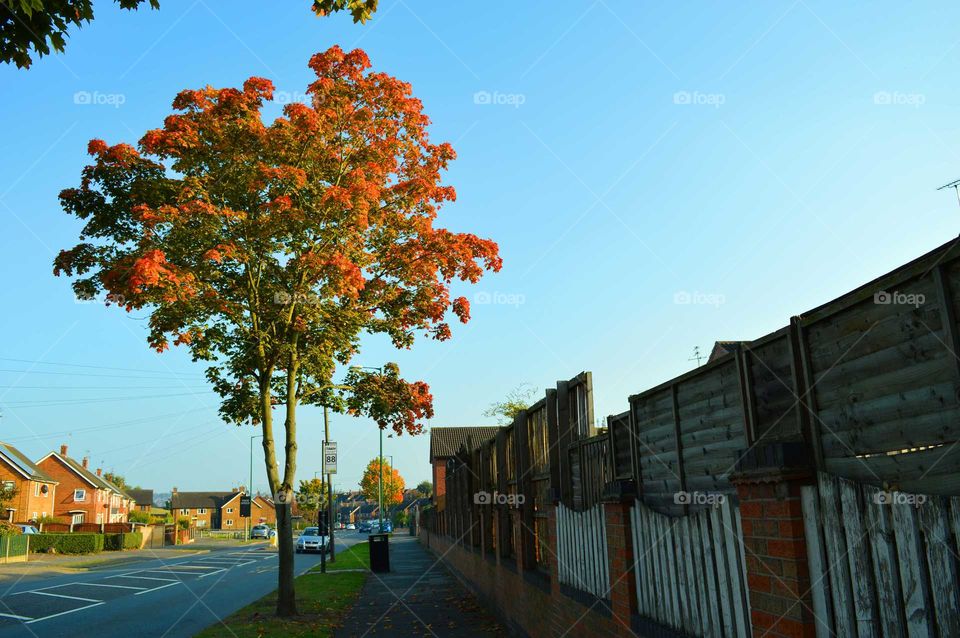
[631, 498, 751, 638]
[557, 503, 609, 599]
[802, 472, 960, 638]
[0, 535, 29, 564]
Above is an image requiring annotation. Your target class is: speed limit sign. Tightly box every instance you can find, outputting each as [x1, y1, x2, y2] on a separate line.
[323, 442, 338, 474]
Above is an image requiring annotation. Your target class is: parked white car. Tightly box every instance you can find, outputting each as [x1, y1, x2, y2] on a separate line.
[295, 527, 329, 554]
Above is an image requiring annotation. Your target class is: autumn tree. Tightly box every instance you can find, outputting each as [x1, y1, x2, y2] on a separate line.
[2, 0, 378, 69]
[360, 457, 405, 509]
[53, 46, 501, 616]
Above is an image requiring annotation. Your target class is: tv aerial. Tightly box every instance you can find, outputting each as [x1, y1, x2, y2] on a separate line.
[937, 178, 960, 208]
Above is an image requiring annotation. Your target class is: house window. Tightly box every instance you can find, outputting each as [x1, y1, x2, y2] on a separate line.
[96, 513, 103, 523]
[198, 508, 206, 514]
[2, 481, 13, 491]
[41, 512, 47, 518]
[226, 508, 234, 514]
[74, 489, 86, 502]
[72, 513, 84, 525]
[226, 519, 234, 526]
[34, 483, 41, 497]
[181, 508, 189, 515]
[197, 520, 207, 527]
[32, 512, 37, 520]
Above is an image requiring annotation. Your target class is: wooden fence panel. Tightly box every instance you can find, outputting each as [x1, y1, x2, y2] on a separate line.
[556, 503, 609, 599]
[802, 472, 960, 638]
[630, 498, 750, 638]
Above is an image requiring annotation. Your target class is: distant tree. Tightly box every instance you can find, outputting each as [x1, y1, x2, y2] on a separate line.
[103, 471, 132, 490]
[415, 480, 432, 497]
[128, 510, 151, 524]
[359, 458, 404, 507]
[483, 383, 537, 424]
[296, 478, 326, 521]
[0, 483, 18, 512]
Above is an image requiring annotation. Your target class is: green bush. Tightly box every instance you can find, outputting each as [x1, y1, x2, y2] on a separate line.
[104, 532, 144, 551]
[0, 521, 21, 536]
[30, 533, 104, 554]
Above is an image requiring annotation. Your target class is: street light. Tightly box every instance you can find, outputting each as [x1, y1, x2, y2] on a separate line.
[350, 365, 385, 530]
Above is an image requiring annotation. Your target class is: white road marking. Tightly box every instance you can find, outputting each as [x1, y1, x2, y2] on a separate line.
[107, 574, 177, 583]
[134, 582, 181, 595]
[24, 602, 104, 624]
[142, 570, 204, 576]
[198, 569, 226, 579]
[72, 582, 147, 591]
[13, 591, 100, 603]
[0, 612, 32, 621]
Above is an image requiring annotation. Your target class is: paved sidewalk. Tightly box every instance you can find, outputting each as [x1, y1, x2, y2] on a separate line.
[335, 535, 507, 637]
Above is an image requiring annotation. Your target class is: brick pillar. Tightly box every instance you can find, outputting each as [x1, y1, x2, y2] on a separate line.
[731, 442, 817, 638]
[603, 480, 638, 637]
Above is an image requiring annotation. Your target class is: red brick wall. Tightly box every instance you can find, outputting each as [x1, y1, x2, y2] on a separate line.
[734, 475, 817, 638]
[0, 463, 56, 521]
[37, 456, 107, 524]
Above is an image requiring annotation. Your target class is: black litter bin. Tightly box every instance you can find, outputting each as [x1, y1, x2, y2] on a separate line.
[369, 533, 390, 573]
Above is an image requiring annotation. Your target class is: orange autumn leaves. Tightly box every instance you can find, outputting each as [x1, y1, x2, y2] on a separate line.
[53, 45, 501, 435]
[359, 458, 405, 507]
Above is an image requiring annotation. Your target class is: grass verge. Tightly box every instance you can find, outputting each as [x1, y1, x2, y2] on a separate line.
[196, 542, 370, 638]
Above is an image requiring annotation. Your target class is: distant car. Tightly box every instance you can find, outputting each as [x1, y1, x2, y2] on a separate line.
[382, 521, 393, 533]
[296, 526, 329, 554]
[16, 525, 38, 535]
[346, 523, 356, 530]
[357, 521, 371, 533]
[251, 524, 271, 539]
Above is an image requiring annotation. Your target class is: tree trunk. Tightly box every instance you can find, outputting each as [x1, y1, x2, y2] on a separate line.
[275, 501, 297, 616]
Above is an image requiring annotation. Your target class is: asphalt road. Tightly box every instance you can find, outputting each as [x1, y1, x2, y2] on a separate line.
[0, 532, 366, 638]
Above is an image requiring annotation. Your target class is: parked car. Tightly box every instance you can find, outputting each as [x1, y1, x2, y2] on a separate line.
[296, 526, 329, 554]
[357, 521, 371, 533]
[16, 524, 38, 535]
[346, 523, 356, 530]
[251, 524, 271, 539]
[381, 521, 393, 533]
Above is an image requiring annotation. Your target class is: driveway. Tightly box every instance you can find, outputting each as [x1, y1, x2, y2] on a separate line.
[0, 533, 365, 637]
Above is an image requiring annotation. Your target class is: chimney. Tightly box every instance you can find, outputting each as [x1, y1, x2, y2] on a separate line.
[96, 468, 102, 476]
[172, 487, 178, 494]
[60, 444, 68, 456]
[82, 457, 89, 469]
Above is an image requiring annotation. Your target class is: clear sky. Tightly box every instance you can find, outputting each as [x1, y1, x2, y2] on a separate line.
[1, 1, 958, 498]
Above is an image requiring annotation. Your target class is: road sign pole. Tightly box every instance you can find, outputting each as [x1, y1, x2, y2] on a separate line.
[324, 405, 335, 563]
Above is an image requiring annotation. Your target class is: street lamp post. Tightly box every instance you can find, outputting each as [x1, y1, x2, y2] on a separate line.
[247, 434, 262, 542]
[351, 366, 385, 530]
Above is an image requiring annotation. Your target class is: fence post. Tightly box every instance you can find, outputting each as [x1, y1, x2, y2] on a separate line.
[731, 441, 817, 638]
[602, 481, 638, 636]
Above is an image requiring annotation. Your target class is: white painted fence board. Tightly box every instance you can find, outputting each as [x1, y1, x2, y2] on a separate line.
[919, 496, 959, 637]
[675, 518, 691, 633]
[862, 486, 904, 638]
[720, 499, 749, 638]
[818, 473, 856, 637]
[891, 498, 932, 638]
[838, 477, 878, 637]
[710, 504, 735, 638]
[801, 485, 834, 638]
[698, 511, 722, 638]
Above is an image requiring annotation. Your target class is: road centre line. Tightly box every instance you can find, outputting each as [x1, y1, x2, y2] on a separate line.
[24, 602, 104, 624]
[13, 590, 100, 603]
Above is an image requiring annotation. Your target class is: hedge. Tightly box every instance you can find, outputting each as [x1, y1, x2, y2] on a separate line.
[105, 532, 143, 551]
[30, 533, 104, 554]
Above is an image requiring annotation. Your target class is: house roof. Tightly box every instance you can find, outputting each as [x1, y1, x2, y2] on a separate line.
[170, 491, 238, 510]
[429, 426, 501, 460]
[707, 341, 746, 364]
[0, 442, 56, 483]
[39, 452, 113, 490]
[128, 489, 154, 506]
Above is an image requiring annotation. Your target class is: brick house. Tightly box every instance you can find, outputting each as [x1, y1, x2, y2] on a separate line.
[100, 472, 135, 522]
[253, 495, 276, 525]
[169, 488, 240, 529]
[36, 445, 119, 525]
[0, 442, 58, 522]
[127, 489, 154, 512]
[429, 426, 500, 511]
[217, 491, 247, 530]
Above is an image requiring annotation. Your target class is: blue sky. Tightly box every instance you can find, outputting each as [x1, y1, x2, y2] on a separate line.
[1, 1, 958, 497]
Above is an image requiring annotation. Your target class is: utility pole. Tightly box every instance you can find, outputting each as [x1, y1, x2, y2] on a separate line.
[323, 405, 335, 563]
[248, 433, 262, 542]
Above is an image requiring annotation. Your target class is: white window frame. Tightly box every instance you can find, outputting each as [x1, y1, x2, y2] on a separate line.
[226, 507, 234, 513]
[181, 508, 189, 515]
[74, 489, 86, 502]
[72, 513, 84, 525]
[2, 481, 14, 491]
[34, 483, 41, 497]
[197, 508, 206, 514]
[225, 519, 234, 527]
